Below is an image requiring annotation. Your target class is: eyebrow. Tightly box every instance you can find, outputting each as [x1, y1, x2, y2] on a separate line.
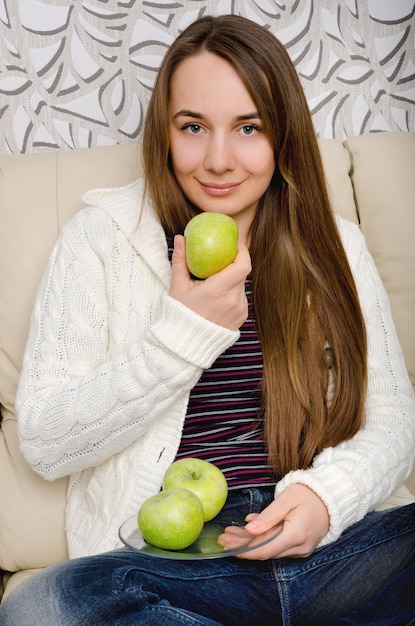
[172, 109, 261, 121]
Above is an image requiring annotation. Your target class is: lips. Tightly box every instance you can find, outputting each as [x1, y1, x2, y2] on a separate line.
[199, 181, 241, 196]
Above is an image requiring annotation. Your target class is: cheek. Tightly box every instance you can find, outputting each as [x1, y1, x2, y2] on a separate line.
[254, 158, 275, 199]
[171, 154, 196, 180]
[262, 151, 276, 184]
[170, 138, 201, 177]
[243, 141, 275, 177]
[253, 159, 275, 189]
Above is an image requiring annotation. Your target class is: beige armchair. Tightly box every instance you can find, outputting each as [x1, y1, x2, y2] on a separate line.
[0, 133, 414, 601]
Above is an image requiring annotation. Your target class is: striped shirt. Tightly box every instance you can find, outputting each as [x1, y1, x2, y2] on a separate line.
[166, 233, 277, 489]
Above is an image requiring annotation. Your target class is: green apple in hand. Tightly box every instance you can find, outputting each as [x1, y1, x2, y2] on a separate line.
[163, 458, 228, 522]
[138, 488, 204, 550]
[184, 212, 238, 279]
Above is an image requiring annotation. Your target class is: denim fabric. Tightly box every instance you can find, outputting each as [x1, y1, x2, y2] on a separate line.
[1, 490, 414, 626]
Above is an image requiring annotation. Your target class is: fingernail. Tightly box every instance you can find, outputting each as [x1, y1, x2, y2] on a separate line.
[174, 234, 183, 250]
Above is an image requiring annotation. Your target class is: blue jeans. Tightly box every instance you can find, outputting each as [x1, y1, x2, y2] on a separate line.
[1, 489, 414, 625]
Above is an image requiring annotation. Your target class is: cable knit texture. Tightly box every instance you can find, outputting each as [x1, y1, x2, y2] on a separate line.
[16, 180, 415, 557]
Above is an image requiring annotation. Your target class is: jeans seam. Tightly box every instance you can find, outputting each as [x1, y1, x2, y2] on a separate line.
[274, 560, 291, 626]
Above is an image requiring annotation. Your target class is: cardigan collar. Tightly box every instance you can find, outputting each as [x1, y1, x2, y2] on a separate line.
[82, 179, 171, 288]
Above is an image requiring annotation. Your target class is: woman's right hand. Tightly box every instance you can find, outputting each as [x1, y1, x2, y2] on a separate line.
[168, 234, 251, 331]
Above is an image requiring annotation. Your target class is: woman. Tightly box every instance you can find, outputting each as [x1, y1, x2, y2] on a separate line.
[1, 15, 414, 625]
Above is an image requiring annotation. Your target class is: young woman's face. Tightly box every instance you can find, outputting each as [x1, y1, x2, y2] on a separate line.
[168, 52, 275, 241]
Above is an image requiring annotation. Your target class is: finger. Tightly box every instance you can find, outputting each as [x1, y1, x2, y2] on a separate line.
[170, 234, 188, 272]
[235, 240, 251, 267]
[230, 524, 285, 560]
[217, 527, 252, 550]
[237, 514, 321, 560]
[218, 524, 281, 554]
[202, 241, 251, 292]
[244, 500, 285, 536]
[235, 524, 302, 561]
[224, 240, 251, 280]
[169, 234, 191, 296]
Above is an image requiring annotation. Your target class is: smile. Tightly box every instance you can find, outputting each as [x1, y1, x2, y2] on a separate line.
[198, 181, 241, 196]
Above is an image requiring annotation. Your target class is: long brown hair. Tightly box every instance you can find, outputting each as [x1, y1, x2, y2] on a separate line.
[143, 15, 367, 477]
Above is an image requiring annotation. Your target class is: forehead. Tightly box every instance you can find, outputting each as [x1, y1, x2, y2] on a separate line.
[169, 52, 257, 111]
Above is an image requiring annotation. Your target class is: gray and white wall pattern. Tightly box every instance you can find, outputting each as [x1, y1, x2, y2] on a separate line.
[0, 0, 414, 154]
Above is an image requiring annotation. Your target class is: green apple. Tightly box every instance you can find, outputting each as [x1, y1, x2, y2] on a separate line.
[138, 488, 204, 550]
[163, 458, 228, 522]
[184, 212, 238, 279]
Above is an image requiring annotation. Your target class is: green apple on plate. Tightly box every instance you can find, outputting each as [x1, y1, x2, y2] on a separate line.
[138, 487, 204, 551]
[184, 212, 238, 279]
[163, 458, 228, 522]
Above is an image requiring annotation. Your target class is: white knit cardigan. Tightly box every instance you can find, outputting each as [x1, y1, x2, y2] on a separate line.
[16, 180, 415, 558]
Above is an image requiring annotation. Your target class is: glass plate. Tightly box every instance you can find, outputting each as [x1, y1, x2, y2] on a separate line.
[118, 515, 283, 560]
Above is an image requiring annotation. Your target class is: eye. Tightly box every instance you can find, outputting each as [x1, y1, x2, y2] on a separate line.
[240, 124, 261, 136]
[183, 123, 203, 134]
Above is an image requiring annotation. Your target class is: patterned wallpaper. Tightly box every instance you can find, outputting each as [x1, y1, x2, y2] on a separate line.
[0, 0, 414, 154]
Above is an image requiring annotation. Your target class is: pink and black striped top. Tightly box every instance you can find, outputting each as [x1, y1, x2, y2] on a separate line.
[167, 233, 277, 489]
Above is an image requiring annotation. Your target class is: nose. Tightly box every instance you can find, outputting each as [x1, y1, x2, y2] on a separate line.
[203, 133, 235, 173]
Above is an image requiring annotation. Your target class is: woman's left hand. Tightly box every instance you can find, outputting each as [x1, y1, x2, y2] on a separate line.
[217, 484, 330, 560]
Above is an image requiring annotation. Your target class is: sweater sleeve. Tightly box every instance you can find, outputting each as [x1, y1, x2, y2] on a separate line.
[275, 218, 415, 543]
[16, 207, 239, 480]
